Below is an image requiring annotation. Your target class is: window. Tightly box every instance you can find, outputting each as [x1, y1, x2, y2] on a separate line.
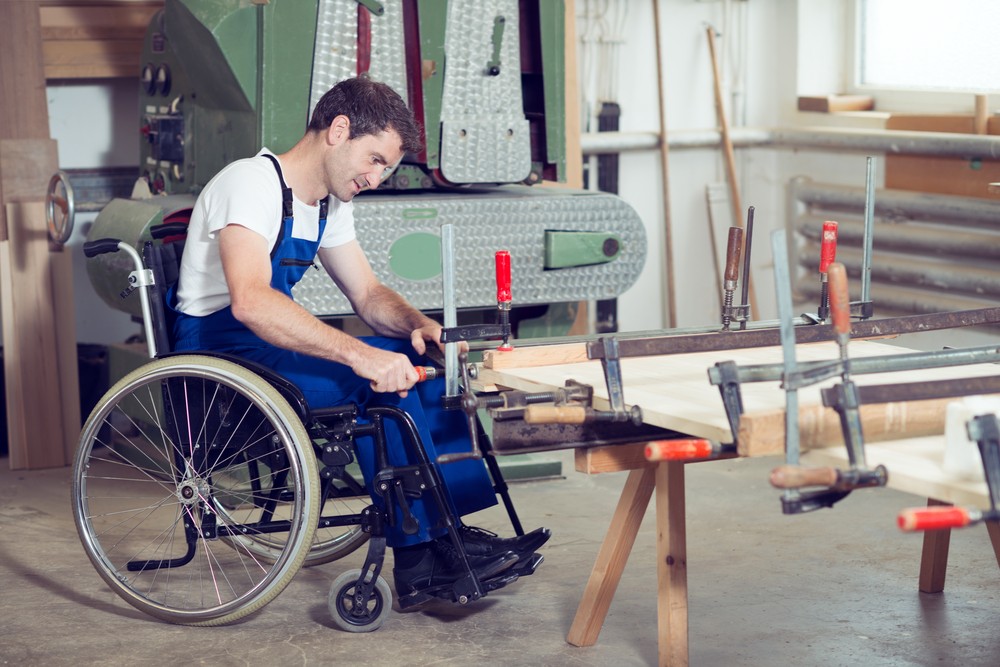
[858, 0, 1000, 93]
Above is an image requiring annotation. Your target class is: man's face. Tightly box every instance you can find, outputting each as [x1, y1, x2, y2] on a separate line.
[326, 128, 404, 202]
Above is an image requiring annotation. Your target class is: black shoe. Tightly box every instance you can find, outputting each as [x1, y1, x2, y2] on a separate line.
[459, 525, 551, 560]
[393, 540, 518, 608]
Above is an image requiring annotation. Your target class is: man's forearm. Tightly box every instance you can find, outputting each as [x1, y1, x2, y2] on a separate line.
[232, 287, 371, 367]
[356, 284, 438, 338]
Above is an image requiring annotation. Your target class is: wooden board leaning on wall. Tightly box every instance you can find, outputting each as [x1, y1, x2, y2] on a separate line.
[39, 2, 162, 79]
[885, 114, 1000, 200]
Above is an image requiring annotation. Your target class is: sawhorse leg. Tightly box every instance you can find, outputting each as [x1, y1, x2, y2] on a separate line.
[919, 498, 952, 594]
[567, 457, 689, 666]
[656, 461, 688, 666]
[918, 499, 1000, 594]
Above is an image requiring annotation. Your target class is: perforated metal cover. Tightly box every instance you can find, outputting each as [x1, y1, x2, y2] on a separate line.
[309, 0, 409, 114]
[293, 187, 646, 315]
[438, 0, 531, 183]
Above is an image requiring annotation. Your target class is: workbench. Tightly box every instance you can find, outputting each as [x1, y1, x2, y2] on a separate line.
[478, 339, 1000, 666]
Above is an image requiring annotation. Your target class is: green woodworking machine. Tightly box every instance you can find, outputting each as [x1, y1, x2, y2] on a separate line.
[88, 0, 646, 327]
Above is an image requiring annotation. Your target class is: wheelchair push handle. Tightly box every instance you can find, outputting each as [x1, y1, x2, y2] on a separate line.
[84, 238, 125, 258]
[82, 236, 159, 358]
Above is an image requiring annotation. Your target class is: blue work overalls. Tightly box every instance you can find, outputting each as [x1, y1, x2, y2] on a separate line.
[171, 154, 496, 547]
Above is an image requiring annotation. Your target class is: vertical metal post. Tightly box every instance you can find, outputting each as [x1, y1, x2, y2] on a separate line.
[861, 156, 876, 305]
[772, 229, 800, 507]
[441, 224, 459, 396]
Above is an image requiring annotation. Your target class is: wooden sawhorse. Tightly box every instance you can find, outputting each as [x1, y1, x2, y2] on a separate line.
[566, 443, 692, 666]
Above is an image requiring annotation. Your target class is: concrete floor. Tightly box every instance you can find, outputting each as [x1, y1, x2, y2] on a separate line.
[2, 449, 998, 666]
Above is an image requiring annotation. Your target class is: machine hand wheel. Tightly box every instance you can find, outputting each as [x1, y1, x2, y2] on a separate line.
[45, 170, 75, 245]
[72, 355, 320, 625]
[328, 568, 392, 632]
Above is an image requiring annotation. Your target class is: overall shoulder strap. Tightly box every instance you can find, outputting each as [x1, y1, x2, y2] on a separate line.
[261, 153, 293, 260]
[261, 153, 293, 219]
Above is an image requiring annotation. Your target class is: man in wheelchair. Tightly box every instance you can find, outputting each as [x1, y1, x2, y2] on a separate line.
[168, 76, 549, 608]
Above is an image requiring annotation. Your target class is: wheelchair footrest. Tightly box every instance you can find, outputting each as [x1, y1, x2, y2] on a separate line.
[509, 552, 544, 578]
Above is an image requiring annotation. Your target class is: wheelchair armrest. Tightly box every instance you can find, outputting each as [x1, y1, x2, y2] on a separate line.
[158, 350, 313, 423]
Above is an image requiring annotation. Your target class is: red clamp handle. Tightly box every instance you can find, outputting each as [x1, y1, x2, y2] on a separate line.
[414, 366, 437, 382]
[898, 506, 973, 532]
[819, 221, 838, 273]
[645, 439, 714, 462]
[495, 250, 512, 304]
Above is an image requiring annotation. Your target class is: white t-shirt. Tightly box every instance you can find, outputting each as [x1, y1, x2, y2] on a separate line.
[175, 148, 356, 316]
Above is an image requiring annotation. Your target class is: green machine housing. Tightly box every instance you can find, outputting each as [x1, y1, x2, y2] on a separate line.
[138, 0, 568, 196]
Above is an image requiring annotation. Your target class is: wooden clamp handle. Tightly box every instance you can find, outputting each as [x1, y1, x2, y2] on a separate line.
[724, 227, 743, 284]
[827, 262, 851, 335]
[524, 405, 587, 424]
[898, 506, 973, 532]
[769, 464, 839, 489]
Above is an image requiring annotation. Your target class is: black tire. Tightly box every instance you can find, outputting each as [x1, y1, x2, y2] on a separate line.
[328, 568, 392, 632]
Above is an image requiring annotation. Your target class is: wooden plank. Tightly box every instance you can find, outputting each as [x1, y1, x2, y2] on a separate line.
[52, 247, 81, 461]
[918, 498, 952, 594]
[885, 115, 1000, 200]
[0, 241, 25, 465]
[656, 462, 688, 667]
[567, 466, 656, 647]
[2, 202, 69, 469]
[39, 4, 160, 40]
[0, 139, 58, 241]
[0, 139, 60, 206]
[0, 1, 50, 141]
[0, 3, 75, 470]
[483, 342, 588, 370]
[797, 95, 875, 113]
[736, 395, 986, 458]
[562, 0, 582, 189]
[574, 442, 652, 474]
[42, 39, 145, 80]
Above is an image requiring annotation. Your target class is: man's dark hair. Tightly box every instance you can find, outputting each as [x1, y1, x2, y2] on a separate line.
[309, 76, 423, 154]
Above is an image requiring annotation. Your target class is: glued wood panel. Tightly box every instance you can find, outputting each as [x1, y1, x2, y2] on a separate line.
[479, 340, 1000, 453]
[803, 436, 990, 509]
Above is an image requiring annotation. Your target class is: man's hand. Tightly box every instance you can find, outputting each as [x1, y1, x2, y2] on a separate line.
[410, 324, 468, 356]
[354, 346, 420, 397]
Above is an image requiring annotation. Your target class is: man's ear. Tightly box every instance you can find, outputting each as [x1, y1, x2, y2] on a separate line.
[326, 115, 351, 145]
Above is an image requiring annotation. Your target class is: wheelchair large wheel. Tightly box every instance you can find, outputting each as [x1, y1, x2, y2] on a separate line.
[72, 355, 320, 626]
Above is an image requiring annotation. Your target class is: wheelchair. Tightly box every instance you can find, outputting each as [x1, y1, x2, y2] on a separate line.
[72, 222, 527, 630]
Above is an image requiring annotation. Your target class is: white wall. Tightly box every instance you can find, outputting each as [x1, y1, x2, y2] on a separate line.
[602, 0, 799, 331]
[48, 78, 142, 344]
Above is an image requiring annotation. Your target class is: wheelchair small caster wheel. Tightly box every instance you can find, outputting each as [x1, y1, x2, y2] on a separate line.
[329, 568, 391, 632]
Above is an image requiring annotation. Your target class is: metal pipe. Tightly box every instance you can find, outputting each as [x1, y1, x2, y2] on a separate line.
[581, 126, 1000, 160]
[791, 180, 1000, 228]
[861, 157, 876, 304]
[441, 224, 458, 396]
[797, 215, 1000, 261]
[797, 282, 999, 317]
[819, 249, 1000, 300]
